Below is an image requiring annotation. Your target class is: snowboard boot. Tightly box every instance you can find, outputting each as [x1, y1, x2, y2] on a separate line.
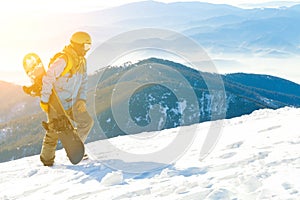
[82, 153, 89, 160]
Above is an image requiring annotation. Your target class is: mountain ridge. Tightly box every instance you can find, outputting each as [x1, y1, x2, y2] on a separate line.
[1, 57, 300, 163]
[82, 1, 300, 57]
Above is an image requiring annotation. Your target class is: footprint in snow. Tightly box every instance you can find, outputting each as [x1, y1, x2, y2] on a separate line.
[219, 152, 237, 159]
[226, 141, 244, 149]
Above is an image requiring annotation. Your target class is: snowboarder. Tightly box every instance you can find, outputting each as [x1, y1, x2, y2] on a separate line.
[39, 31, 94, 166]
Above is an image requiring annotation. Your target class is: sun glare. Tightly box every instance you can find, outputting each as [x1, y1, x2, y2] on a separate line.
[1, 0, 300, 85]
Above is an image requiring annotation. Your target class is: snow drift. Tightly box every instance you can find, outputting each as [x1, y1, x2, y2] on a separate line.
[0, 107, 299, 199]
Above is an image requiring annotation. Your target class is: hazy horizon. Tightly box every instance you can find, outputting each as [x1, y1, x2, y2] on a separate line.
[1, 0, 300, 85]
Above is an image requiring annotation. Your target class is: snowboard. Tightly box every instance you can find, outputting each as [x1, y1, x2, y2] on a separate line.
[22, 52, 85, 165]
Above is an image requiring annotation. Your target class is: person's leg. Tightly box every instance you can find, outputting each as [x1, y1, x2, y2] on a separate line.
[40, 129, 58, 166]
[40, 107, 59, 166]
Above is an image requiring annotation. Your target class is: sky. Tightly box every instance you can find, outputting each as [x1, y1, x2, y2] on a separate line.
[1, 0, 300, 13]
[1, 0, 300, 85]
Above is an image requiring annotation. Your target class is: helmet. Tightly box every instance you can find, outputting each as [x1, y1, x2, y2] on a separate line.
[70, 31, 91, 45]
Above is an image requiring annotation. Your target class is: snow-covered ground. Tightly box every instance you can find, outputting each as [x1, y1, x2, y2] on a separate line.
[1, 107, 300, 200]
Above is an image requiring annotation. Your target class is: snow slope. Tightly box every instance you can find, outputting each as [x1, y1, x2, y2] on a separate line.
[1, 107, 300, 200]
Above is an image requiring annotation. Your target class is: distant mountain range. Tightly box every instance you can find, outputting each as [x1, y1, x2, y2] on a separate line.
[0, 81, 39, 123]
[3, 1, 300, 88]
[1, 58, 300, 162]
[81, 1, 300, 57]
[241, 1, 300, 8]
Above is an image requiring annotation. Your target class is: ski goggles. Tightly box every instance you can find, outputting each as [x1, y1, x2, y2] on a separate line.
[84, 43, 91, 51]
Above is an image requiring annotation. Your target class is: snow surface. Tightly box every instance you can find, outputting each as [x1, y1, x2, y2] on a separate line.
[1, 107, 300, 199]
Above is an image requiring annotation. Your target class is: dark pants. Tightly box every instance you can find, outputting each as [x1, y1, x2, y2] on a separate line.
[40, 103, 94, 166]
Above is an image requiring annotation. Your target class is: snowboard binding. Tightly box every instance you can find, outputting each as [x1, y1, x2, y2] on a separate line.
[42, 115, 74, 132]
[22, 53, 45, 97]
[23, 84, 42, 97]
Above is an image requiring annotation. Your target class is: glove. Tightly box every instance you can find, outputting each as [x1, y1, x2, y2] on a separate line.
[75, 100, 86, 113]
[40, 101, 49, 113]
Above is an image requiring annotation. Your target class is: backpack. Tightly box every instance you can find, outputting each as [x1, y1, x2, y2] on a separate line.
[48, 45, 86, 77]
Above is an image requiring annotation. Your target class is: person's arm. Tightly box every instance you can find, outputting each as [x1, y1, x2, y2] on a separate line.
[77, 66, 88, 102]
[75, 65, 88, 112]
[41, 58, 66, 103]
